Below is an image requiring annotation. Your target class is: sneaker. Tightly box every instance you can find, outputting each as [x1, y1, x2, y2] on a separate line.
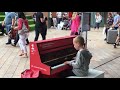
[104, 38, 107, 41]
[6, 42, 11, 45]
[113, 43, 117, 48]
[4, 33, 7, 36]
[11, 43, 16, 47]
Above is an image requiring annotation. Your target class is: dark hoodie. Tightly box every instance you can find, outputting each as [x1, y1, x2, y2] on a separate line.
[68, 49, 92, 76]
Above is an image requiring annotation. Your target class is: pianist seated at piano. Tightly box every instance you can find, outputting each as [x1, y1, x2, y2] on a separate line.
[60, 35, 92, 77]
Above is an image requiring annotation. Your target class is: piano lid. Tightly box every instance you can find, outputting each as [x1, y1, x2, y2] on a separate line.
[36, 35, 76, 51]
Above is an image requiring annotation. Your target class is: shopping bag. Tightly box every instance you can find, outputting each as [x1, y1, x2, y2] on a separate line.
[21, 69, 41, 78]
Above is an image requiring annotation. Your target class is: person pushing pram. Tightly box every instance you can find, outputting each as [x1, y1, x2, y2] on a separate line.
[62, 18, 72, 30]
[8, 26, 18, 44]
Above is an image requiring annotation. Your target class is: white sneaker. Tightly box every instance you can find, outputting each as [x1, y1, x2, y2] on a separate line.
[4, 34, 7, 36]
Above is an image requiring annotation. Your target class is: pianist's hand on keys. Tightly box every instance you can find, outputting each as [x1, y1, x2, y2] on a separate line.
[64, 60, 75, 65]
[64, 61, 69, 65]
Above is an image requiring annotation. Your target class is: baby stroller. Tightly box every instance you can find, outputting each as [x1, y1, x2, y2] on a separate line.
[8, 27, 18, 44]
[62, 19, 71, 30]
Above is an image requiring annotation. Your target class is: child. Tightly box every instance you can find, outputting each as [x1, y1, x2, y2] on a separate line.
[62, 35, 92, 77]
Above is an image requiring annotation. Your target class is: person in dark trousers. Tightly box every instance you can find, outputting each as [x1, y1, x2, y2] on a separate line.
[0, 24, 5, 36]
[34, 12, 47, 41]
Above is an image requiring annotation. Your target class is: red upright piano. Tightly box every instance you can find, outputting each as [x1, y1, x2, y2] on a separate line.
[24, 35, 77, 78]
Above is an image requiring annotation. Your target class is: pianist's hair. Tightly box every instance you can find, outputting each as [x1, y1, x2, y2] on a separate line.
[75, 35, 85, 47]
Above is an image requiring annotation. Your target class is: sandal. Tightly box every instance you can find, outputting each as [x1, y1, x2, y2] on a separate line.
[19, 53, 24, 56]
[22, 55, 28, 58]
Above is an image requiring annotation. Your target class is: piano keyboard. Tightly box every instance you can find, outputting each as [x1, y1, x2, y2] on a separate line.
[51, 60, 75, 70]
[51, 63, 65, 70]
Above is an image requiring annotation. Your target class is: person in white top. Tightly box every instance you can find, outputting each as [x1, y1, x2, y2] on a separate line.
[56, 12, 62, 26]
[94, 12, 102, 30]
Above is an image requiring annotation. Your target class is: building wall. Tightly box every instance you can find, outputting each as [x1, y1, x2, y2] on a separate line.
[24, 12, 35, 16]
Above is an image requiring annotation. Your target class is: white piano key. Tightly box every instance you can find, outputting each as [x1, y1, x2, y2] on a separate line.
[51, 63, 65, 69]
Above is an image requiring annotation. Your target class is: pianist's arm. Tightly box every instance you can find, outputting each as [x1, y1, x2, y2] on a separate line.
[67, 51, 83, 69]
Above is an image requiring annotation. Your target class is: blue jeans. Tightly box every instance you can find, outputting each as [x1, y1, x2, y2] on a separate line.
[94, 23, 100, 29]
[5, 24, 11, 33]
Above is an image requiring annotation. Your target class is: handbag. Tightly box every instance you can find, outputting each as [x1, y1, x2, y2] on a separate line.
[18, 21, 29, 35]
[21, 69, 41, 78]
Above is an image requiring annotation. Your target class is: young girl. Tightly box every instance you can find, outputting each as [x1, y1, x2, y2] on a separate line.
[62, 36, 92, 77]
[14, 12, 30, 58]
[94, 12, 102, 30]
[70, 12, 80, 35]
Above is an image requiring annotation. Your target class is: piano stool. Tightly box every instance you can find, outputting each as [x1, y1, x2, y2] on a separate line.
[66, 69, 104, 78]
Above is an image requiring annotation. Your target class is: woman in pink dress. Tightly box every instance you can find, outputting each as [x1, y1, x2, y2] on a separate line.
[70, 12, 80, 35]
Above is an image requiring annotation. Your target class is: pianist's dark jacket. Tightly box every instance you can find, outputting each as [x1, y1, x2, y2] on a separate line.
[68, 49, 92, 76]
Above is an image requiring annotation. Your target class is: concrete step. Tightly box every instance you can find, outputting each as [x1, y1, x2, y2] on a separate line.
[26, 15, 33, 19]
[0, 15, 5, 21]
[28, 19, 35, 25]
[0, 12, 5, 15]
[29, 24, 35, 31]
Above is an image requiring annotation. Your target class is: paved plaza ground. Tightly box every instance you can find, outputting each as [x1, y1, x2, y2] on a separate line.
[0, 28, 120, 78]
